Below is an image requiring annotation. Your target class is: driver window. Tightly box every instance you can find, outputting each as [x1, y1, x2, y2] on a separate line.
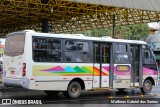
[144, 49, 155, 64]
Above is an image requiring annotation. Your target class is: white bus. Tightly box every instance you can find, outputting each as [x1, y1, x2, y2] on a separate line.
[2, 30, 159, 98]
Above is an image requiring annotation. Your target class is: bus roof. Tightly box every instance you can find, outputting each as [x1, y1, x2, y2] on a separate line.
[9, 30, 147, 45]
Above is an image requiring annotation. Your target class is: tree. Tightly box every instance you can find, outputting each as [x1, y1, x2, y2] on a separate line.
[120, 24, 149, 40]
[90, 28, 112, 37]
[78, 23, 149, 40]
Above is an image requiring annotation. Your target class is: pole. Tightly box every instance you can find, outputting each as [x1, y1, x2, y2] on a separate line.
[112, 15, 115, 38]
[41, 0, 49, 33]
[41, 19, 49, 33]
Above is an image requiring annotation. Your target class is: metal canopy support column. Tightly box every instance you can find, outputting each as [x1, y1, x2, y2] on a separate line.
[112, 15, 115, 38]
[41, 19, 49, 33]
[41, 0, 49, 33]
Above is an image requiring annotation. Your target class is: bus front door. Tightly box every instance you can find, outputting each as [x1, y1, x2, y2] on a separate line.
[130, 45, 142, 87]
[93, 43, 110, 88]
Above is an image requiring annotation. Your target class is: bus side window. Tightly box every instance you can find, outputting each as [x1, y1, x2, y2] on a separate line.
[65, 40, 90, 62]
[32, 37, 62, 62]
[65, 41, 77, 51]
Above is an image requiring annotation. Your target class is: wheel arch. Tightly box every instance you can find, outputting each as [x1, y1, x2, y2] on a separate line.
[144, 77, 155, 86]
[68, 78, 85, 90]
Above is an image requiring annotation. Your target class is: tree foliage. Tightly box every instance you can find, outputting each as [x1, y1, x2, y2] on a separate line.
[79, 24, 149, 40]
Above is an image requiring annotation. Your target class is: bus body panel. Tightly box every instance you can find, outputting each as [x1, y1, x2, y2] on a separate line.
[113, 64, 131, 88]
[2, 30, 159, 94]
[30, 63, 93, 90]
[3, 55, 23, 78]
[3, 33, 26, 87]
[21, 33, 35, 89]
[93, 64, 110, 88]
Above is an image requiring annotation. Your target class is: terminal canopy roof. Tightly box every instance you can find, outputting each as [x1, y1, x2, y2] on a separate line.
[0, 0, 160, 37]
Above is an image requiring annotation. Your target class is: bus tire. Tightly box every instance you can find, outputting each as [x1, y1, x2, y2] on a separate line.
[140, 79, 152, 94]
[44, 91, 59, 96]
[117, 88, 126, 92]
[63, 81, 81, 98]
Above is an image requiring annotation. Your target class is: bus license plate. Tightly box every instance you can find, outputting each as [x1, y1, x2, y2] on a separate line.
[11, 71, 15, 75]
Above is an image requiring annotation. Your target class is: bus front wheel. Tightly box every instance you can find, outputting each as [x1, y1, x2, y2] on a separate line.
[140, 80, 152, 94]
[63, 81, 81, 98]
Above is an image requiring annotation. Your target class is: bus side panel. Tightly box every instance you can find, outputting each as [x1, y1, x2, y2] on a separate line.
[142, 67, 158, 86]
[113, 64, 131, 88]
[92, 64, 100, 88]
[34, 81, 92, 91]
[142, 48, 159, 86]
[101, 64, 110, 87]
[31, 63, 93, 91]
[21, 33, 37, 89]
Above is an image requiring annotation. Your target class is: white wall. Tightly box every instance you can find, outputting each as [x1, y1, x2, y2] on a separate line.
[0, 38, 6, 46]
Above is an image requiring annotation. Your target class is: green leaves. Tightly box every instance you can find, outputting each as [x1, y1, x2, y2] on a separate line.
[77, 24, 149, 40]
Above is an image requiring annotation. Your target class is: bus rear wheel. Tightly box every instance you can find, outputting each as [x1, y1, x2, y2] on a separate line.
[44, 91, 59, 96]
[140, 80, 152, 94]
[63, 81, 81, 98]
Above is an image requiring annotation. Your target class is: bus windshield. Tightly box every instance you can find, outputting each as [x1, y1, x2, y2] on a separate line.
[5, 34, 25, 56]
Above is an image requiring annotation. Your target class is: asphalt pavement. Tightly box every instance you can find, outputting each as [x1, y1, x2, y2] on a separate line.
[0, 79, 159, 106]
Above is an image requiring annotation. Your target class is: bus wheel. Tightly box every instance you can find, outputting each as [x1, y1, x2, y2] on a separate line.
[44, 91, 59, 96]
[63, 81, 81, 98]
[140, 80, 152, 94]
[117, 88, 126, 92]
